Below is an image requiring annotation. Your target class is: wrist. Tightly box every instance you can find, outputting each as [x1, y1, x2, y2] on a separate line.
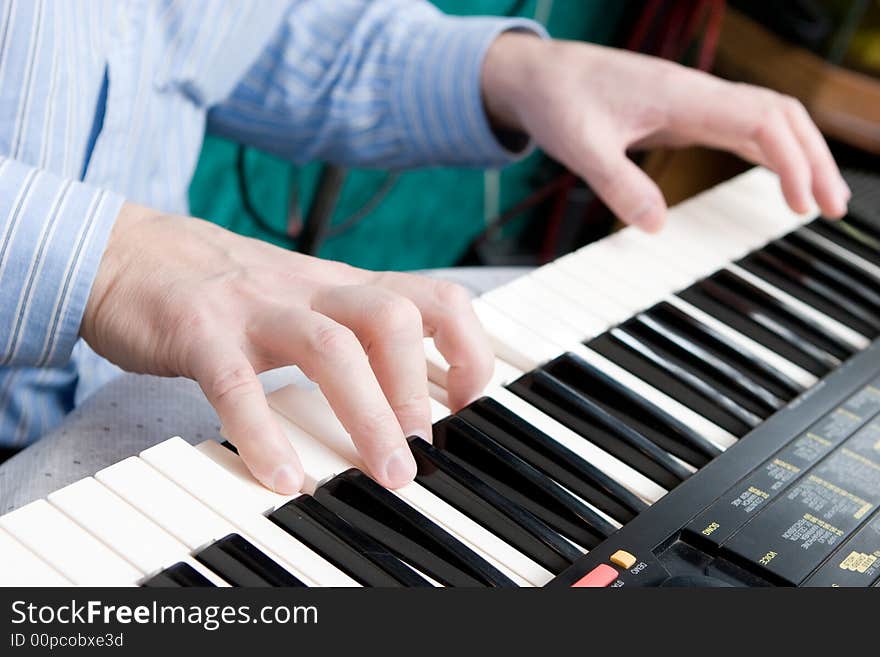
[81, 201, 156, 344]
[481, 31, 548, 133]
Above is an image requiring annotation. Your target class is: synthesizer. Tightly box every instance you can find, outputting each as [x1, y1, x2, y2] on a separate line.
[2, 166, 880, 588]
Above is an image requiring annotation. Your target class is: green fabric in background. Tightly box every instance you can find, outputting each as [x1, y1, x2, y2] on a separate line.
[188, 0, 624, 270]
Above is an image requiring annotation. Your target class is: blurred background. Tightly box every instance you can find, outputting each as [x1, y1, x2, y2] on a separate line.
[188, 0, 880, 271]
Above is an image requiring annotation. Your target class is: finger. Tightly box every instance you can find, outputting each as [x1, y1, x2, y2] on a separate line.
[571, 142, 667, 232]
[192, 341, 304, 494]
[782, 97, 850, 218]
[373, 272, 495, 410]
[254, 308, 416, 489]
[750, 107, 814, 215]
[663, 82, 818, 216]
[311, 285, 432, 442]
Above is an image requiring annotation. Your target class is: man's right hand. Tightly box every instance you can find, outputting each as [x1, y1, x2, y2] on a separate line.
[81, 203, 495, 494]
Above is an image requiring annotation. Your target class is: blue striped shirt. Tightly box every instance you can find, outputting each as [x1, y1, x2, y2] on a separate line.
[0, 0, 541, 448]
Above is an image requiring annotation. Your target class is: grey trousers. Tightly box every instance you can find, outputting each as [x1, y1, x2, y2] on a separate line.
[0, 267, 527, 512]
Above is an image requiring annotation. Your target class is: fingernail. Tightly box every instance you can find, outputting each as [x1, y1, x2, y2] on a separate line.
[271, 463, 303, 494]
[405, 428, 431, 443]
[839, 177, 852, 201]
[827, 179, 850, 219]
[383, 446, 417, 488]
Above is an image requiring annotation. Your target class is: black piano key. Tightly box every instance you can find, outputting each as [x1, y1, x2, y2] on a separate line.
[683, 277, 835, 375]
[586, 330, 755, 438]
[409, 435, 579, 573]
[195, 533, 306, 587]
[803, 220, 880, 268]
[839, 217, 880, 253]
[648, 301, 803, 399]
[828, 217, 880, 254]
[677, 282, 825, 376]
[269, 495, 429, 587]
[315, 468, 516, 587]
[432, 416, 618, 548]
[739, 248, 880, 337]
[607, 327, 763, 432]
[718, 269, 853, 361]
[543, 352, 722, 463]
[774, 237, 880, 311]
[840, 214, 880, 245]
[786, 230, 880, 296]
[796, 226, 880, 295]
[141, 562, 215, 587]
[632, 313, 785, 413]
[457, 396, 648, 523]
[508, 368, 686, 488]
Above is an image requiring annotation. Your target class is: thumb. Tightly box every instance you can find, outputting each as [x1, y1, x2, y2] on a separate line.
[193, 343, 304, 494]
[575, 148, 668, 232]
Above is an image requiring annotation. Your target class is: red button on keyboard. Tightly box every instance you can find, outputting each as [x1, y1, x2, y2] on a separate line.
[572, 564, 618, 587]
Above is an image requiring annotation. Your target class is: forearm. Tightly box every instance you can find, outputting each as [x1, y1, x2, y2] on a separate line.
[207, 0, 546, 169]
[0, 156, 123, 368]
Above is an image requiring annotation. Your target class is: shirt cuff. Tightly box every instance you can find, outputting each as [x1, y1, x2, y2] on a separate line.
[0, 157, 124, 368]
[392, 14, 548, 168]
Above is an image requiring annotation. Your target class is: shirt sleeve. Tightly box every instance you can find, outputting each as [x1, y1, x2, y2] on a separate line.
[206, 0, 548, 169]
[0, 156, 123, 368]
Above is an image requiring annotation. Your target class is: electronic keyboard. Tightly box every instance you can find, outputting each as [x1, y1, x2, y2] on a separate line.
[3, 166, 880, 588]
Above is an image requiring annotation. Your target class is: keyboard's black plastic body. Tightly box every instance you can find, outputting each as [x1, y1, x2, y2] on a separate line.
[550, 337, 880, 588]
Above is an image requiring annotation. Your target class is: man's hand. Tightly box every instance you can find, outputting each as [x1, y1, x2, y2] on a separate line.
[482, 34, 851, 231]
[81, 204, 494, 493]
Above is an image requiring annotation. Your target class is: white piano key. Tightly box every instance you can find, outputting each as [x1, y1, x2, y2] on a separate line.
[568, 246, 675, 299]
[269, 385, 552, 587]
[711, 167, 814, 237]
[47, 477, 226, 586]
[140, 438, 359, 587]
[727, 263, 870, 350]
[555, 253, 664, 312]
[471, 299, 560, 371]
[428, 380, 450, 409]
[0, 528, 71, 587]
[585, 231, 697, 290]
[96, 456, 235, 553]
[601, 229, 709, 283]
[483, 282, 607, 343]
[479, 295, 586, 357]
[529, 265, 633, 324]
[429, 397, 450, 424]
[487, 276, 610, 338]
[677, 197, 769, 254]
[612, 224, 721, 277]
[48, 478, 186, 576]
[654, 207, 747, 261]
[540, 261, 646, 315]
[0, 500, 141, 586]
[491, 357, 528, 386]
